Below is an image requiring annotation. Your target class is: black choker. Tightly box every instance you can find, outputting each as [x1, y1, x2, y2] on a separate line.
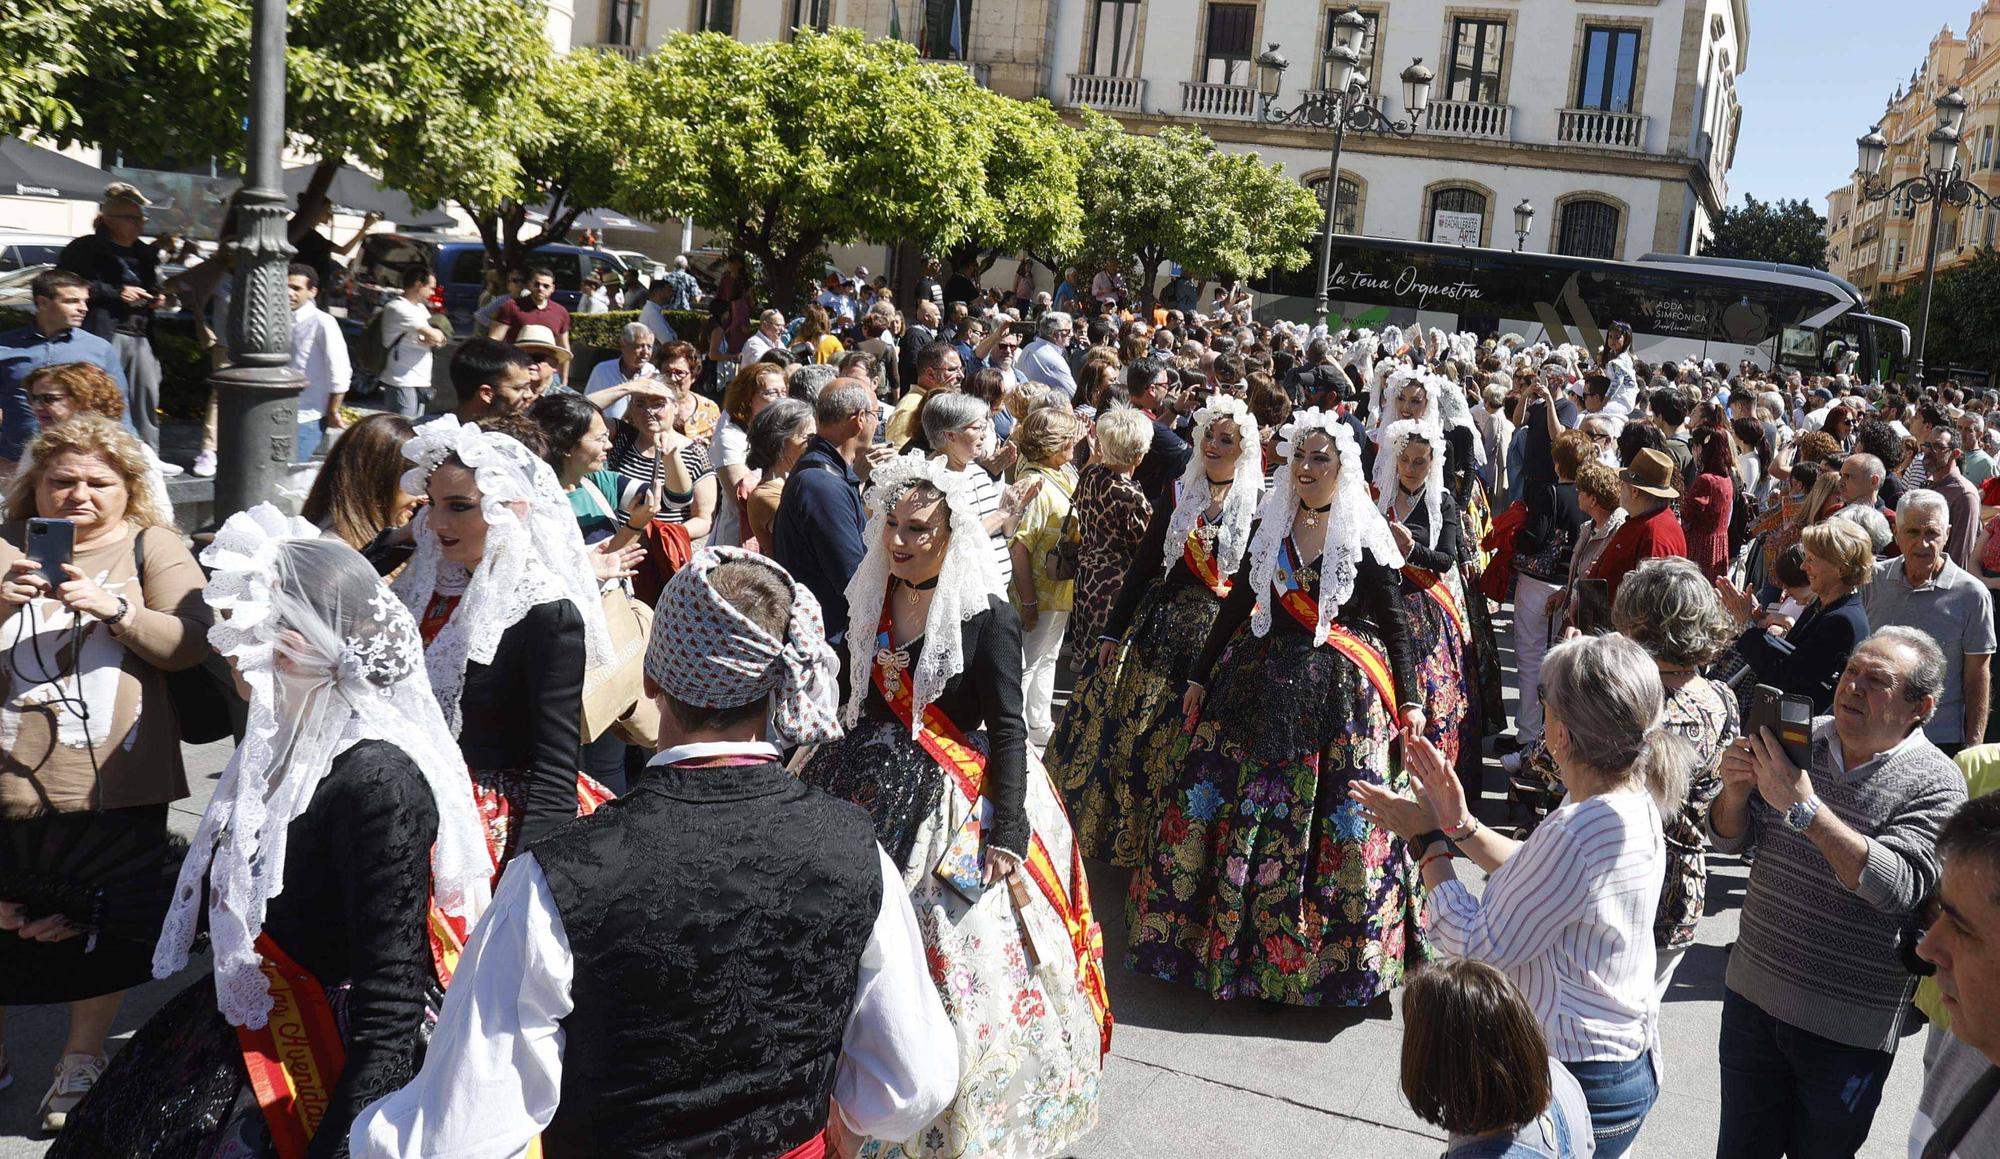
[898, 575, 940, 605]
[1398, 483, 1424, 498]
[1298, 499, 1333, 527]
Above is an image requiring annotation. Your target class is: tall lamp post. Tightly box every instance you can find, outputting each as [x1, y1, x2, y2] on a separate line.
[1255, 8, 1433, 325]
[209, 0, 304, 520]
[1513, 198, 1535, 251]
[1855, 85, 1994, 385]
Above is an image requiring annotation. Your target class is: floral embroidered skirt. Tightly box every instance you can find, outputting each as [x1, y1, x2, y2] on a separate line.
[467, 767, 614, 879]
[802, 722, 1103, 1159]
[1402, 584, 1471, 770]
[1047, 582, 1222, 868]
[1125, 623, 1429, 1007]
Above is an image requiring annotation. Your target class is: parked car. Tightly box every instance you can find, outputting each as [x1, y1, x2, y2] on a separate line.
[0, 264, 50, 310]
[609, 249, 668, 283]
[0, 233, 72, 273]
[348, 234, 629, 334]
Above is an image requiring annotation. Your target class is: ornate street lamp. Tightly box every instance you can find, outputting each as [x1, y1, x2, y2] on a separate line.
[1513, 198, 1535, 251]
[1257, 13, 1432, 323]
[1855, 86, 1994, 383]
[209, 0, 305, 519]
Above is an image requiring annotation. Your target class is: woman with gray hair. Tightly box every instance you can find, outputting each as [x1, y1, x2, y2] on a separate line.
[922, 390, 1040, 596]
[1355, 632, 1683, 1157]
[1613, 557, 1741, 994]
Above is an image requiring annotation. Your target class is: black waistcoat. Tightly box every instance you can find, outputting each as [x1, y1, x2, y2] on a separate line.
[534, 761, 884, 1158]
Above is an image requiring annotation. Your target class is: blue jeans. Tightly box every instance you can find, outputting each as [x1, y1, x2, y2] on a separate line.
[1717, 988, 1896, 1158]
[1561, 1053, 1658, 1159]
[295, 419, 323, 463]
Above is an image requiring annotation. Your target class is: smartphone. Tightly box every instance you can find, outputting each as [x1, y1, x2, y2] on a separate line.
[1568, 578, 1611, 636]
[25, 517, 74, 587]
[1746, 684, 1815, 771]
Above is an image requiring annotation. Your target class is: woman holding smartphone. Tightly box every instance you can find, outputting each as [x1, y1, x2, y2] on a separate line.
[0, 417, 212, 1133]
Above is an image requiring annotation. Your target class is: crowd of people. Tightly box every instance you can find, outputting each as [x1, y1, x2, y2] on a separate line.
[2, 201, 2000, 1159]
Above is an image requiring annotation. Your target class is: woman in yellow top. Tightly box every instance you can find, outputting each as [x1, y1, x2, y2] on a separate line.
[1009, 406, 1085, 749]
[791, 304, 845, 366]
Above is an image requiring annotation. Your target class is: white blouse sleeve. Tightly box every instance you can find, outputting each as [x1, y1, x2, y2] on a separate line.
[349, 853, 574, 1159]
[833, 846, 961, 1140]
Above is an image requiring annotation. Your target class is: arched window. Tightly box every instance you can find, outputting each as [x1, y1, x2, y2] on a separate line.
[1427, 186, 1487, 245]
[1305, 173, 1364, 235]
[1556, 199, 1621, 259]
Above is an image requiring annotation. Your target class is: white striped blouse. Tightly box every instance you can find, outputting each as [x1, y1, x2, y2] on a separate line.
[1427, 787, 1666, 1069]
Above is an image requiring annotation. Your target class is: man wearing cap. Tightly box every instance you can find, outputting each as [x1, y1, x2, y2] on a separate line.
[351, 548, 956, 1158]
[1588, 446, 1687, 603]
[511, 324, 572, 400]
[57, 183, 164, 448]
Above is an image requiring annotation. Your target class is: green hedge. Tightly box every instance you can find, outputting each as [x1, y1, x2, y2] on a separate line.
[0, 307, 209, 420]
[568, 309, 708, 350]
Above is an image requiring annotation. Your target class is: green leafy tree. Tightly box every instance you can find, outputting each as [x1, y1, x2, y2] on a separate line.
[1702, 194, 1829, 269]
[1071, 111, 1322, 305]
[613, 28, 1081, 308]
[461, 48, 638, 294]
[8, 0, 549, 217]
[1873, 248, 2000, 380]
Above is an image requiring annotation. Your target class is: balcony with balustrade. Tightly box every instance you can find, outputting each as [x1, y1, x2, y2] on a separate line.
[1180, 81, 1258, 120]
[583, 41, 644, 60]
[1556, 108, 1649, 151]
[1066, 74, 1147, 112]
[1423, 99, 1512, 142]
[933, 58, 993, 86]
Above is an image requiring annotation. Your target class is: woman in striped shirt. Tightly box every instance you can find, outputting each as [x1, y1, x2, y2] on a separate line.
[1354, 633, 1683, 1159]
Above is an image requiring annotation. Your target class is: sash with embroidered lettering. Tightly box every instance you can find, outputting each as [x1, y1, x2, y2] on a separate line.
[872, 612, 1113, 1056]
[1402, 565, 1467, 640]
[235, 935, 347, 1159]
[1181, 520, 1233, 599]
[1271, 539, 1398, 718]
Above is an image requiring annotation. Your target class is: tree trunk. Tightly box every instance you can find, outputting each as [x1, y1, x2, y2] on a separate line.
[1137, 254, 1164, 310]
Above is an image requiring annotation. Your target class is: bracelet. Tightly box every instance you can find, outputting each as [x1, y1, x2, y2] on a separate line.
[1419, 849, 1455, 873]
[101, 595, 131, 628]
[1444, 815, 1482, 842]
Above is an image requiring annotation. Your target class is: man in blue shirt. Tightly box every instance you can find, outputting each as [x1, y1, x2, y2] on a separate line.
[0, 268, 129, 472]
[771, 380, 884, 667]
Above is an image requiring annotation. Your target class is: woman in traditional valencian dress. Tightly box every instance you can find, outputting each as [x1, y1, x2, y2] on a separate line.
[1127, 409, 1428, 1007]
[391, 417, 615, 873]
[1047, 397, 1261, 868]
[52, 507, 492, 1158]
[796, 451, 1106, 1159]
[1375, 418, 1471, 769]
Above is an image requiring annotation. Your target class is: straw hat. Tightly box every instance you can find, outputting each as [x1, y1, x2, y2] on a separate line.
[512, 324, 571, 366]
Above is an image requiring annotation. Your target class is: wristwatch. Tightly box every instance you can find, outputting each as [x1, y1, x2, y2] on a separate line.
[1411, 829, 1451, 860]
[1783, 794, 1823, 833]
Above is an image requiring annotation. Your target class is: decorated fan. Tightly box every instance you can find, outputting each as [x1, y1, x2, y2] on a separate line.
[1, 811, 188, 948]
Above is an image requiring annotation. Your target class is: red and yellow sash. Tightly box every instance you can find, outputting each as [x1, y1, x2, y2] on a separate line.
[873, 617, 1113, 1057]
[1181, 522, 1233, 599]
[1272, 540, 1398, 718]
[236, 935, 348, 1159]
[1402, 565, 1468, 640]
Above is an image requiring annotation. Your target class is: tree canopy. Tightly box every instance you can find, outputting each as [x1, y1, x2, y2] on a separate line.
[1071, 111, 1323, 304]
[612, 28, 1082, 307]
[1701, 193, 1829, 269]
[1873, 248, 2000, 380]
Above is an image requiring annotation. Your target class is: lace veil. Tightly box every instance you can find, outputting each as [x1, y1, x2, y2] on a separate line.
[840, 451, 1001, 732]
[154, 505, 493, 1028]
[1372, 418, 1447, 551]
[389, 417, 611, 735]
[1246, 410, 1404, 646]
[1161, 396, 1262, 576]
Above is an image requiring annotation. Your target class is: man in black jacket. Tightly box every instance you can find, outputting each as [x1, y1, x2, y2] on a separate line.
[57, 183, 163, 448]
[1127, 357, 1192, 508]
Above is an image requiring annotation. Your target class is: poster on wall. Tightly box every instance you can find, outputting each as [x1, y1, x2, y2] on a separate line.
[1431, 210, 1483, 246]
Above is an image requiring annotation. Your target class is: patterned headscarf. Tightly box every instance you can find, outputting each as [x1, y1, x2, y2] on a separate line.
[646, 547, 843, 747]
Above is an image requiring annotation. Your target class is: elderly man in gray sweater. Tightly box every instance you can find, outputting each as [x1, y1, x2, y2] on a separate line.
[1709, 626, 1968, 1159]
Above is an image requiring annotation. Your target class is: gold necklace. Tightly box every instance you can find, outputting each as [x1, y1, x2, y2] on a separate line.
[1298, 500, 1333, 528]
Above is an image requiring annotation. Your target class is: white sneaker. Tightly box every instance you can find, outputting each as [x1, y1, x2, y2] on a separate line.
[37, 1052, 105, 1132]
[192, 450, 217, 478]
[155, 460, 185, 477]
